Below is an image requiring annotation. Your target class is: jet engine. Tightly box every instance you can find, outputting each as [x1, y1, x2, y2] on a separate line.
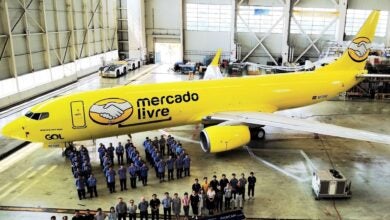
[200, 125, 251, 153]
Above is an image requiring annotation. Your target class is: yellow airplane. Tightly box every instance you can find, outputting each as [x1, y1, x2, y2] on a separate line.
[2, 11, 390, 153]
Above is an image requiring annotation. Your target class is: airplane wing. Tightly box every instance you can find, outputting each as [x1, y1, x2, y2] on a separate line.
[206, 111, 390, 144]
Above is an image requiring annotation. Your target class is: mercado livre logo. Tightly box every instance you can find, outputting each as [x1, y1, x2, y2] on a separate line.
[136, 91, 199, 120]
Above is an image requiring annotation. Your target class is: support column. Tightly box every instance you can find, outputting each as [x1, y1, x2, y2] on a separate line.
[1, 0, 19, 90]
[140, 0, 146, 60]
[66, 0, 76, 61]
[336, 0, 347, 42]
[53, 0, 63, 64]
[40, 0, 52, 69]
[281, 0, 292, 65]
[230, 0, 237, 61]
[179, 0, 184, 62]
[82, 0, 90, 57]
[22, 0, 34, 71]
[386, 12, 390, 47]
[99, 0, 106, 53]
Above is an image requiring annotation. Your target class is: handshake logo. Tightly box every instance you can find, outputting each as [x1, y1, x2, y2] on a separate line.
[89, 98, 133, 125]
[348, 37, 371, 62]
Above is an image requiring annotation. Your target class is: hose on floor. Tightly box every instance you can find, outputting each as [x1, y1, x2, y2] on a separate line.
[319, 137, 343, 220]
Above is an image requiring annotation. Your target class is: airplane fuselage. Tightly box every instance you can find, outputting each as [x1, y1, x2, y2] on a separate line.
[14, 68, 362, 144]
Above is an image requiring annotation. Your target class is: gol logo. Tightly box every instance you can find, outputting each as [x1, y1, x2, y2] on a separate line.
[348, 37, 371, 62]
[89, 98, 133, 125]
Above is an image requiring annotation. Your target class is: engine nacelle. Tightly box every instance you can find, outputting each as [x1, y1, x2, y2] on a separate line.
[200, 125, 251, 153]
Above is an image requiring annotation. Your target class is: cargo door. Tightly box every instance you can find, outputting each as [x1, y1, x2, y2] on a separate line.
[70, 101, 87, 129]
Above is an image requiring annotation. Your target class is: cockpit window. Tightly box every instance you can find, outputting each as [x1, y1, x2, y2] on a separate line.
[25, 111, 33, 118]
[39, 112, 49, 120]
[25, 111, 49, 120]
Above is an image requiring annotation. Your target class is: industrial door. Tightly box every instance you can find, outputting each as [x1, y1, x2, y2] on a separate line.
[70, 101, 87, 129]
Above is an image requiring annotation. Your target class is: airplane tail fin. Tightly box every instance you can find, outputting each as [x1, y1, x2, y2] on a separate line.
[203, 49, 223, 80]
[319, 10, 380, 72]
[210, 49, 222, 66]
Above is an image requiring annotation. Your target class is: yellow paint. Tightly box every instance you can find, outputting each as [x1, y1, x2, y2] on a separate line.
[1, 11, 380, 145]
[210, 49, 221, 66]
[201, 125, 251, 153]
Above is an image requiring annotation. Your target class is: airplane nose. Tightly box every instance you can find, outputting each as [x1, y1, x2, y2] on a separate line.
[1, 118, 25, 140]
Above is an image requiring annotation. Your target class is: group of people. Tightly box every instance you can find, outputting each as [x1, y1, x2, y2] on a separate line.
[58, 172, 256, 220]
[190, 172, 257, 216]
[66, 145, 98, 200]
[99, 139, 151, 193]
[143, 135, 191, 183]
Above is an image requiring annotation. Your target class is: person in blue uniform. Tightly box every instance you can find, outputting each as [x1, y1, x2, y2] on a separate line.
[159, 135, 166, 156]
[125, 139, 133, 164]
[106, 166, 116, 193]
[157, 159, 166, 183]
[166, 156, 174, 181]
[183, 154, 191, 177]
[98, 143, 107, 168]
[162, 192, 173, 220]
[143, 137, 151, 162]
[128, 163, 138, 189]
[87, 173, 98, 198]
[116, 142, 125, 165]
[107, 143, 115, 165]
[118, 165, 127, 191]
[140, 163, 149, 186]
[75, 176, 86, 200]
[175, 156, 183, 179]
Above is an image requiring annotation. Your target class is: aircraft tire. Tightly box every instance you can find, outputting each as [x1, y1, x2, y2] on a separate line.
[251, 127, 265, 140]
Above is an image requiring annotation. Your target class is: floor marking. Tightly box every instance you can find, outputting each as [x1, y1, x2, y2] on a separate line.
[159, 129, 200, 144]
[15, 167, 34, 179]
[0, 143, 41, 173]
[26, 171, 37, 179]
[0, 182, 12, 192]
[43, 150, 59, 159]
[0, 180, 25, 200]
[41, 165, 57, 177]
[37, 164, 47, 171]
[245, 146, 310, 182]
[11, 165, 57, 201]
[11, 179, 40, 200]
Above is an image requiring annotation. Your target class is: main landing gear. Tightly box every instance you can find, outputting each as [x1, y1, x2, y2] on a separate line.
[250, 127, 265, 140]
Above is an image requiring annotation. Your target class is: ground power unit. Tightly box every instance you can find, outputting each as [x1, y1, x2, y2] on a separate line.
[312, 169, 352, 199]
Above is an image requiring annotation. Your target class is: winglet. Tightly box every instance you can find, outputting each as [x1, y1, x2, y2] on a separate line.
[210, 49, 222, 66]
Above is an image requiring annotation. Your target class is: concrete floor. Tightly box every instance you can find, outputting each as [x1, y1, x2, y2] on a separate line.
[0, 65, 390, 219]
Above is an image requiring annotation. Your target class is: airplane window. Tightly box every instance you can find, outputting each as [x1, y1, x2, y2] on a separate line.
[39, 112, 49, 120]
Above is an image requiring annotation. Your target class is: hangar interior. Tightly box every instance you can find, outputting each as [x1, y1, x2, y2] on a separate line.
[0, 0, 390, 219]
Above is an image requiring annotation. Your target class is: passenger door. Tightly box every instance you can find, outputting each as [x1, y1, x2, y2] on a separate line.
[70, 101, 87, 129]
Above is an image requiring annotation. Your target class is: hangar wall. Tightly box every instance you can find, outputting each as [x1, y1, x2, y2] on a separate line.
[0, 0, 118, 108]
[145, 0, 182, 60]
[145, 0, 390, 64]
